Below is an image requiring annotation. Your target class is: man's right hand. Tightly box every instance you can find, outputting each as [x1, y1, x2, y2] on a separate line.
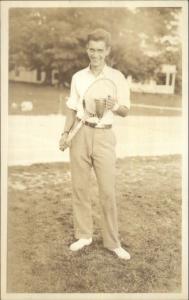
[59, 132, 70, 151]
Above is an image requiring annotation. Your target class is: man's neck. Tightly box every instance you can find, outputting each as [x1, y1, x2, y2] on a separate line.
[90, 64, 106, 76]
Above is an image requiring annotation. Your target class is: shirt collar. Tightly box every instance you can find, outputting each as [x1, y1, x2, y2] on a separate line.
[87, 64, 109, 77]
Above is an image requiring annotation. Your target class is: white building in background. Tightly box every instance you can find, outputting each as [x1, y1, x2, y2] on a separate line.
[9, 67, 45, 84]
[9, 64, 176, 95]
[127, 64, 176, 94]
[9, 67, 59, 85]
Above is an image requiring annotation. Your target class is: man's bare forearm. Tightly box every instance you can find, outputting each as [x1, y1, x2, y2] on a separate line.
[63, 108, 77, 133]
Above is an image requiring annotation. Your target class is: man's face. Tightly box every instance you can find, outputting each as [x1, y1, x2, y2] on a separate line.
[87, 40, 110, 68]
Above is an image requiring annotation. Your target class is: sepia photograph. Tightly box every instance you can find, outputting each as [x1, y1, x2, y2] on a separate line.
[1, 1, 188, 299]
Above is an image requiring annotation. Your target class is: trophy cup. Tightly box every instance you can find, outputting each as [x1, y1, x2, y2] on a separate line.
[95, 98, 107, 123]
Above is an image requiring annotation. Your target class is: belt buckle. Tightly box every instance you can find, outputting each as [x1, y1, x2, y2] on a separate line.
[95, 123, 105, 129]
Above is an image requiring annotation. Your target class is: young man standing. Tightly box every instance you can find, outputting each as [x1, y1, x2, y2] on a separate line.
[59, 29, 131, 260]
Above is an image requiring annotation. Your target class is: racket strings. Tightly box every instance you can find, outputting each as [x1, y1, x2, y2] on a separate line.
[83, 99, 96, 118]
[82, 78, 117, 120]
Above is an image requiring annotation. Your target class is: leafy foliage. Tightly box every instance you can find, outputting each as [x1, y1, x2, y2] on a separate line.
[9, 7, 181, 92]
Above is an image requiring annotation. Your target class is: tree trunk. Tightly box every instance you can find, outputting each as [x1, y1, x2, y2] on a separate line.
[43, 68, 52, 85]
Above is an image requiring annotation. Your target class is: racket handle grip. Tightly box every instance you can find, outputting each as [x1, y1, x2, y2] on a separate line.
[60, 120, 83, 152]
[61, 120, 83, 152]
[67, 121, 82, 142]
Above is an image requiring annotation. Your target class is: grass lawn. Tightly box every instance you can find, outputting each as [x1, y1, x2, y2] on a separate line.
[9, 81, 68, 115]
[7, 155, 182, 293]
[131, 91, 182, 108]
[9, 81, 182, 116]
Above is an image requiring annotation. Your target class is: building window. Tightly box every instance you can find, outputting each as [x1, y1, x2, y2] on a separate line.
[15, 68, 20, 77]
[156, 73, 166, 85]
[169, 73, 173, 86]
[54, 72, 59, 80]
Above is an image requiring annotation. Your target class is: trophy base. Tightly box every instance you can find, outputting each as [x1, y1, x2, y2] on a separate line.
[95, 120, 105, 128]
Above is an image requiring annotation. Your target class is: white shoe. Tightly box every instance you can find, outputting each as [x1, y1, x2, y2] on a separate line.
[112, 247, 131, 260]
[69, 238, 92, 251]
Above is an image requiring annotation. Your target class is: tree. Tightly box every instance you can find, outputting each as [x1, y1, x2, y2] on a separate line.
[9, 7, 182, 92]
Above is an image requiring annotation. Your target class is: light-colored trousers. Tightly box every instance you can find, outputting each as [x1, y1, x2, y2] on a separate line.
[70, 125, 120, 250]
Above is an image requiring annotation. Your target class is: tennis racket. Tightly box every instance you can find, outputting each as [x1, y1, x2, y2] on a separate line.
[61, 78, 117, 151]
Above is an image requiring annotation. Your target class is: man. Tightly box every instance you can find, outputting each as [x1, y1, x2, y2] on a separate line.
[59, 28, 131, 260]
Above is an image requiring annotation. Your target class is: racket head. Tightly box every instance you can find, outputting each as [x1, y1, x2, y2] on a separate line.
[83, 78, 117, 115]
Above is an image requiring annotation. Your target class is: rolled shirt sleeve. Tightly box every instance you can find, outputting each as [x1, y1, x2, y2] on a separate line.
[66, 75, 79, 111]
[116, 73, 131, 110]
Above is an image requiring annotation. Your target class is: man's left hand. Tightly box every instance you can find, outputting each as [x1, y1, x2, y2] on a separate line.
[106, 96, 116, 110]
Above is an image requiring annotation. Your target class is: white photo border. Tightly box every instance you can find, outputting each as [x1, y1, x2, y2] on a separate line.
[1, 1, 188, 300]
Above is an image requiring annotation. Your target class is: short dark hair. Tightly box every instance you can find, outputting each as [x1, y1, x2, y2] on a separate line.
[87, 28, 111, 47]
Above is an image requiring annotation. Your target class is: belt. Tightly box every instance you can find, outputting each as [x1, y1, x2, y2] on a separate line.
[77, 118, 112, 129]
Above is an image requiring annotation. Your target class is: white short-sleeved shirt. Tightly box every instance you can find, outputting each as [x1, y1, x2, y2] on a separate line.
[66, 64, 130, 125]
